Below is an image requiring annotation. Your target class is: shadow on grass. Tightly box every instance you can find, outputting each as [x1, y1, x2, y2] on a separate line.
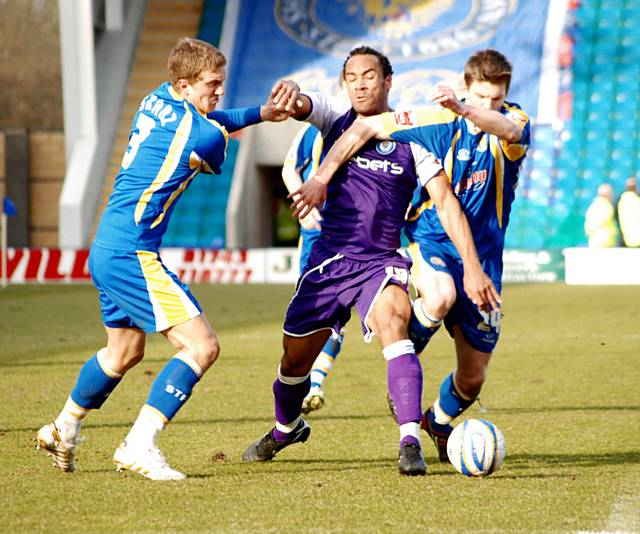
[0, 356, 175, 369]
[506, 451, 640, 468]
[5, 414, 390, 434]
[186, 459, 460, 479]
[490, 406, 640, 414]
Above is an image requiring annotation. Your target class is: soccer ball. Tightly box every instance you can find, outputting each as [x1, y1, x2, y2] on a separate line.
[446, 418, 506, 477]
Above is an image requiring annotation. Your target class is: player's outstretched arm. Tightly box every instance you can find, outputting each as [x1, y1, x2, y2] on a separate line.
[208, 80, 303, 131]
[426, 171, 501, 311]
[289, 116, 384, 219]
[430, 84, 522, 143]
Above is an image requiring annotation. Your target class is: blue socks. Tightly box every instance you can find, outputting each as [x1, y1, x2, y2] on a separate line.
[145, 356, 201, 421]
[70, 353, 122, 410]
[309, 330, 344, 390]
[408, 298, 443, 354]
[433, 371, 475, 424]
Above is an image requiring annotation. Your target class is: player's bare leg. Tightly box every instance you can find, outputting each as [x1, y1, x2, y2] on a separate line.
[36, 327, 145, 473]
[422, 326, 492, 462]
[114, 314, 219, 480]
[408, 255, 456, 355]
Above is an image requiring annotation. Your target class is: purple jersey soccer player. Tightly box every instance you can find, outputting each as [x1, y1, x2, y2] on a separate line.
[293, 49, 522, 466]
[243, 47, 496, 475]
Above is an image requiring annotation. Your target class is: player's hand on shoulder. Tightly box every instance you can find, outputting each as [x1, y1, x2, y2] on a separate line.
[429, 84, 464, 115]
[289, 176, 327, 221]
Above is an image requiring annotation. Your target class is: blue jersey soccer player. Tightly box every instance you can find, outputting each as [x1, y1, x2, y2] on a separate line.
[295, 49, 526, 464]
[282, 123, 345, 414]
[244, 47, 495, 475]
[35, 37, 298, 480]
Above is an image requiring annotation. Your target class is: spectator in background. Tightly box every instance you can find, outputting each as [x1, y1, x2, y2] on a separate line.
[617, 177, 640, 247]
[584, 183, 618, 247]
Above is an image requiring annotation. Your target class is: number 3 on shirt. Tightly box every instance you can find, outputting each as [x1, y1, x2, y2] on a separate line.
[122, 113, 156, 169]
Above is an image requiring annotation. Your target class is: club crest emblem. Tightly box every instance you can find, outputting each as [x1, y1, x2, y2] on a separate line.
[376, 141, 397, 155]
[274, 0, 513, 61]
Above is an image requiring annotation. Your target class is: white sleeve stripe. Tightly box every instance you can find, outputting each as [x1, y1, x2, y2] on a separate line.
[304, 92, 351, 137]
[410, 142, 442, 187]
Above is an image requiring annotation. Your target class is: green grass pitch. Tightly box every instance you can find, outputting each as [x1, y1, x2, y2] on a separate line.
[1, 283, 639, 532]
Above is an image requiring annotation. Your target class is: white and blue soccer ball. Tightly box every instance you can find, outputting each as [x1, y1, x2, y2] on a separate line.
[446, 418, 506, 477]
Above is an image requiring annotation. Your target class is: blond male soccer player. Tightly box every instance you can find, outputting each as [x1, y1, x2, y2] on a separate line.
[35, 38, 298, 480]
[292, 49, 524, 464]
[244, 46, 497, 475]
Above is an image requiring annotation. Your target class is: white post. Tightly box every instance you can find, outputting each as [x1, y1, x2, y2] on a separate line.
[105, 0, 124, 31]
[1, 212, 7, 288]
[58, 0, 98, 247]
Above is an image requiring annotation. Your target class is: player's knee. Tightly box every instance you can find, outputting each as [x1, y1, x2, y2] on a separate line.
[425, 286, 456, 317]
[378, 313, 409, 341]
[199, 335, 220, 369]
[456, 371, 486, 399]
[105, 346, 145, 373]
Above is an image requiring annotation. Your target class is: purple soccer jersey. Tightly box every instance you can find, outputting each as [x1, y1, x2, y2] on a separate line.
[307, 94, 422, 260]
[283, 93, 441, 340]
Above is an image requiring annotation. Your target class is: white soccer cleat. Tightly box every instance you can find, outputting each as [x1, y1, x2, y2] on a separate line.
[301, 388, 325, 414]
[113, 440, 186, 481]
[35, 422, 79, 473]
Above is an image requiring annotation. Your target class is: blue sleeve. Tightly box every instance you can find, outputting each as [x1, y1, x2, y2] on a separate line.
[390, 123, 453, 159]
[208, 106, 262, 133]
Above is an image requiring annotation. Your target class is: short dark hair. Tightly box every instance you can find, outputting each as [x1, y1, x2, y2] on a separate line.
[342, 46, 393, 78]
[464, 49, 512, 93]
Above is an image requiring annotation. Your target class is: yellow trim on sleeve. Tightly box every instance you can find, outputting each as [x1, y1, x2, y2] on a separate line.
[444, 129, 461, 179]
[501, 140, 528, 161]
[490, 135, 505, 229]
[380, 108, 456, 134]
[500, 103, 529, 161]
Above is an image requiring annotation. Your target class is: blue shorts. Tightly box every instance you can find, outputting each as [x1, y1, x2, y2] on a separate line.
[298, 228, 322, 274]
[89, 244, 202, 333]
[408, 240, 503, 353]
[284, 247, 410, 342]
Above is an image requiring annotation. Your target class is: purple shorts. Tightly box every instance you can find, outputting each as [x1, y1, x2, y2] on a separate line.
[283, 250, 410, 342]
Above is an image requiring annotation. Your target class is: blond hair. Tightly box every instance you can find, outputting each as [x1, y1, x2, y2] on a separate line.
[167, 37, 227, 88]
[464, 49, 512, 93]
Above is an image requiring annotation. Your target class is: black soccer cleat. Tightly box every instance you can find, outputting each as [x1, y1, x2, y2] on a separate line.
[242, 419, 311, 462]
[398, 442, 427, 476]
[421, 406, 453, 463]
